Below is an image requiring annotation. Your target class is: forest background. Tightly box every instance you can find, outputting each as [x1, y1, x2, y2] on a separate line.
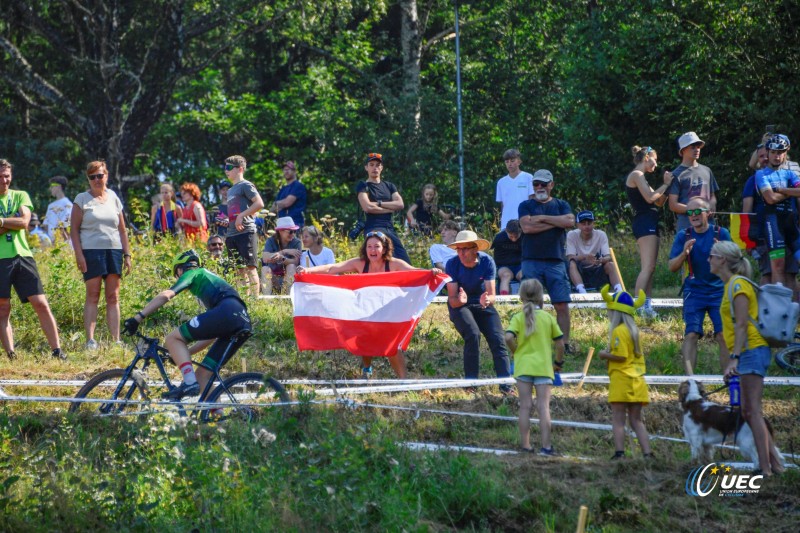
[1, 0, 798, 230]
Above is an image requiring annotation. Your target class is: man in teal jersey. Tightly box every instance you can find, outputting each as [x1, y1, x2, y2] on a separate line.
[123, 249, 252, 399]
[0, 159, 65, 360]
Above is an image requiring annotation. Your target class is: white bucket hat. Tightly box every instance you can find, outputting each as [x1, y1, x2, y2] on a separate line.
[677, 131, 705, 154]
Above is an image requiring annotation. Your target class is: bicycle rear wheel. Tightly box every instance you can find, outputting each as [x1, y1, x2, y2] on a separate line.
[775, 344, 800, 375]
[69, 368, 149, 415]
[200, 372, 289, 422]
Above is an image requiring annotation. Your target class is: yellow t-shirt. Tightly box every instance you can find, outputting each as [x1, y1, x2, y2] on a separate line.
[607, 324, 646, 378]
[721, 277, 768, 351]
[506, 309, 563, 379]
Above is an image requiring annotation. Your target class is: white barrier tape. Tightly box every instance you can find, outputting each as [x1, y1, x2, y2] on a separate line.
[3, 373, 800, 390]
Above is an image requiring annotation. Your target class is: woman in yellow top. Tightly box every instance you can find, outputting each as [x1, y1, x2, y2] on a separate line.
[709, 241, 783, 475]
[598, 285, 653, 459]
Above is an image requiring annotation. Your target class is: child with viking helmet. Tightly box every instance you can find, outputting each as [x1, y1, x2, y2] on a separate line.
[597, 284, 654, 460]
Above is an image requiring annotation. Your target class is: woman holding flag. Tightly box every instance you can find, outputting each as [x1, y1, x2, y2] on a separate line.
[296, 230, 442, 378]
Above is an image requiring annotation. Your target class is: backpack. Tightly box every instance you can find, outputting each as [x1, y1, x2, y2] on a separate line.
[728, 275, 800, 347]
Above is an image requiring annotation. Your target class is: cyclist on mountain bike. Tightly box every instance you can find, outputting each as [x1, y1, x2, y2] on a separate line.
[123, 250, 252, 400]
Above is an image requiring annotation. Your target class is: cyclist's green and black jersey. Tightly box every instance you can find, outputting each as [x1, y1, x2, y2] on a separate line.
[173, 268, 251, 369]
[170, 267, 242, 309]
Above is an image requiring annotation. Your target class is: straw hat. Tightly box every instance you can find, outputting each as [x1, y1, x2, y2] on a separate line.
[275, 216, 299, 231]
[447, 230, 490, 251]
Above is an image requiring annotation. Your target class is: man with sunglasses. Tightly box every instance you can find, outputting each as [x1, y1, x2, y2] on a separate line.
[222, 155, 265, 296]
[496, 148, 533, 231]
[757, 133, 800, 287]
[356, 152, 411, 263]
[668, 198, 731, 372]
[518, 169, 575, 350]
[668, 131, 719, 232]
[206, 235, 225, 259]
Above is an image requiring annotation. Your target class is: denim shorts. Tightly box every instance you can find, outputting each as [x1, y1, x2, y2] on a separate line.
[82, 249, 123, 281]
[737, 346, 772, 377]
[516, 375, 553, 385]
[497, 263, 521, 277]
[521, 260, 571, 303]
[683, 292, 722, 336]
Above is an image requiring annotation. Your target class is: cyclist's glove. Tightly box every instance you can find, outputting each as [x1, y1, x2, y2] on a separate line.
[123, 317, 140, 336]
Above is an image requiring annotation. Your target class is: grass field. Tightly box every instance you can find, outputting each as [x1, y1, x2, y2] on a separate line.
[0, 231, 798, 531]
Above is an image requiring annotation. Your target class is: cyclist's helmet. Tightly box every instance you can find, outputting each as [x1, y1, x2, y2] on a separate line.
[171, 249, 201, 276]
[766, 134, 790, 152]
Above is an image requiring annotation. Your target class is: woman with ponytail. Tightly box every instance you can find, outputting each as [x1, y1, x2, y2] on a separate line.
[625, 145, 672, 318]
[504, 278, 565, 455]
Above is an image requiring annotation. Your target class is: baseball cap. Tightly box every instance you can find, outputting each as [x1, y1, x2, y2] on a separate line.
[283, 160, 296, 170]
[365, 152, 383, 164]
[677, 131, 705, 154]
[532, 169, 554, 183]
[219, 180, 232, 189]
[577, 210, 595, 222]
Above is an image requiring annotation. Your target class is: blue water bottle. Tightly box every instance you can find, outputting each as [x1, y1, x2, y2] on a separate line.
[553, 372, 563, 387]
[728, 376, 740, 406]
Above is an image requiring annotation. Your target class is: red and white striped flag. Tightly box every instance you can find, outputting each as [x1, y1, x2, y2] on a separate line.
[291, 270, 450, 357]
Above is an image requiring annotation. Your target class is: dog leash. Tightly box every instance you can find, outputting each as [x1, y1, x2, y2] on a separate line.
[701, 382, 741, 461]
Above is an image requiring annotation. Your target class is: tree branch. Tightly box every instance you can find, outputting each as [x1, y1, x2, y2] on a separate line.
[421, 16, 491, 57]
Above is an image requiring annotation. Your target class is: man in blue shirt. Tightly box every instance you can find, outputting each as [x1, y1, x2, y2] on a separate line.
[668, 198, 731, 373]
[271, 160, 307, 228]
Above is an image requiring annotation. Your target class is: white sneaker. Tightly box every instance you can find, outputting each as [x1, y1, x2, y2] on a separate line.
[85, 339, 99, 351]
[637, 307, 658, 319]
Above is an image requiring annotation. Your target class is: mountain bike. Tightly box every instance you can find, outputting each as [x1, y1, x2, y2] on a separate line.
[69, 331, 289, 421]
[775, 332, 800, 375]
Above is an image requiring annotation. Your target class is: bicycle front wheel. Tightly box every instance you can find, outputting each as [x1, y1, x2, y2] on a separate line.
[69, 368, 149, 415]
[775, 344, 800, 375]
[200, 372, 289, 422]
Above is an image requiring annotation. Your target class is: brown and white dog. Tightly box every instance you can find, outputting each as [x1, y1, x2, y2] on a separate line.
[678, 379, 782, 469]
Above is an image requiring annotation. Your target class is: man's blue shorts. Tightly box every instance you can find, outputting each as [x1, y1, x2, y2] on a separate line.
[521, 259, 572, 304]
[683, 291, 722, 336]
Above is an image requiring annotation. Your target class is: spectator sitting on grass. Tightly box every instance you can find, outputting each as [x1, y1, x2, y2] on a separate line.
[429, 220, 459, 269]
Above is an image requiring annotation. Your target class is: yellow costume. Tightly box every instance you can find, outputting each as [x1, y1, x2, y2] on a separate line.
[607, 323, 649, 404]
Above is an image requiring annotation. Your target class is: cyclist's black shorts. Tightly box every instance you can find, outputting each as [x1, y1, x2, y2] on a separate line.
[178, 297, 252, 370]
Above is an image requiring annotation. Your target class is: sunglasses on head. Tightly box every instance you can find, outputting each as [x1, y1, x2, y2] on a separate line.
[686, 208, 708, 216]
[88, 173, 105, 181]
[367, 153, 382, 160]
[365, 231, 385, 239]
[224, 163, 239, 172]
[533, 181, 549, 187]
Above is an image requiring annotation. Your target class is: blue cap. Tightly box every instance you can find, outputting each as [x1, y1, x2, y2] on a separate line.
[577, 210, 595, 222]
[219, 180, 232, 189]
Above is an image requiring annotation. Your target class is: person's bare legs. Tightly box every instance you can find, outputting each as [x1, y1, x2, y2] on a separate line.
[604, 261, 621, 288]
[627, 403, 651, 455]
[497, 267, 514, 294]
[568, 261, 584, 290]
[553, 302, 570, 345]
[84, 277, 103, 342]
[535, 383, 552, 450]
[104, 274, 121, 342]
[388, 353, 407, 378]
[740, 374, 772, 474]
[517, 380, 534, 450]
[27, 294, 60, 349]
[635, 235, 659, 298]
[681, 332, 700, 374]
[714, 332, 728, 374]
[0, 298, 14, 355]
[611, 403, 627, 452]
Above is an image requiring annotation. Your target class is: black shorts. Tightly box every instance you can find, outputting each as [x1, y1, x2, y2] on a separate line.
[178, 297, 252, 370]
[0, 256, 44, 303]
[82, 249, 123, 281]
[575, 263, 609, 289]
[225, 232, 259, 268]
[632, 211, 660, 239]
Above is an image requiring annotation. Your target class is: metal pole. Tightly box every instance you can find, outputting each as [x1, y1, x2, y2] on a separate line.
[454, 0, 466, 223]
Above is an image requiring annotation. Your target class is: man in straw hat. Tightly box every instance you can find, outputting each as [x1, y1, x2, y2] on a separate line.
[445, 230, 513, 395]
[518, 169, 575, 351]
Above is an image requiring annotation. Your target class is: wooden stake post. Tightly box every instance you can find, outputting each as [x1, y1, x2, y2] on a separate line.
[576, 347, 595, 390]
[609, 247, 625, 292]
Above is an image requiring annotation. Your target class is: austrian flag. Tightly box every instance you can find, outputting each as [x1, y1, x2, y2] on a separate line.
[291, 270, 450, 357]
